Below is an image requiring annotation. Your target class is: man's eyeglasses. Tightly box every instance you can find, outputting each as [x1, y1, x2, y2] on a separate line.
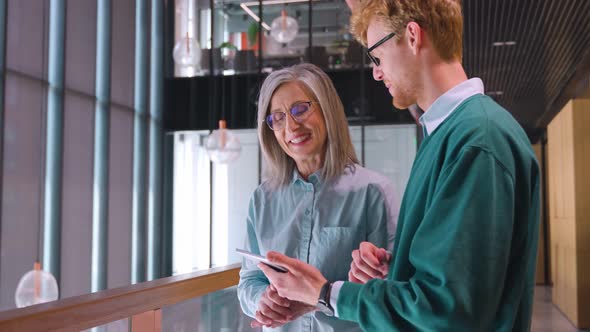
[265, 101, 316, 131]
[366, 32, 396, 66]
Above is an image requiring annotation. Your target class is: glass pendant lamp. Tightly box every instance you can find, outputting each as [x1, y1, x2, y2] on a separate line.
[206, 120, 242, 164]
[14, 262, 58, 308]
[173, 0, 201, 71]
[270, 9, 299, 44]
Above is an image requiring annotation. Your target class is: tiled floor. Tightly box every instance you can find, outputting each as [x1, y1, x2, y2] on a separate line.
[531, 286, 587, 332]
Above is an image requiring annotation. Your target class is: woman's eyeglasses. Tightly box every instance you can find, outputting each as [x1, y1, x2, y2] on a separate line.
[366, 32, 396, 66]
[265, 101, 315, 131]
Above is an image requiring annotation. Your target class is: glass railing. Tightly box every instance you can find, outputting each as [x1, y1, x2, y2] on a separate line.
[0, 264, 245, 331]
[162, 286, 259, 332]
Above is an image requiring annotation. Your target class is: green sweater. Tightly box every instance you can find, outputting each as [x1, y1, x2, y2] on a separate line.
[337, 95, 541, 331]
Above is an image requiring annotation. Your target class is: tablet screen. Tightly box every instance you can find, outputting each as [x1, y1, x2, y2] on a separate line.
[236, 248, 288, 273]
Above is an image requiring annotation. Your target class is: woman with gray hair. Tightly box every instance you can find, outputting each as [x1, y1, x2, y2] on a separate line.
[237, 63, 397, 331]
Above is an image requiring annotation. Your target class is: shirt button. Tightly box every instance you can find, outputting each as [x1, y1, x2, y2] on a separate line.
[305, 209, 310, 216]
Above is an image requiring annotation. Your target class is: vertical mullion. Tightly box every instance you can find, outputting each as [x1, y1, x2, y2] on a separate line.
[147, 0, 164, 281]
[43, 0, 66, 283]
[161, 133, 174, 277]
[160, 0, 176, 279]
[131, 0, 149, 284]
[307, 0, 311, 63]
[208, 0, 215, 270]
[91, 0, 111, 292]
[0, 0, 6, 289]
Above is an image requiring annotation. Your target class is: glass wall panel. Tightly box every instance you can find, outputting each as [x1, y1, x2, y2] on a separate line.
[310, 0, 353, 70]
[349, 125, 363, 163]
[261, 1, 307, 70]
[0, 74, 45, 310]
[211, 129, 259, 267]
[209, 1, 254, 75]
[60, 92, 94, 299]
[83, 319, 130, 332]
[172, 131, 212, 274]
[173, 0, 234, 76]
[350, 124, 417, 202]
[219, 2, 259, 75]
[162, 286, 259, 332]
[364, 124, 417, 201]
[171, 0, 372, 74]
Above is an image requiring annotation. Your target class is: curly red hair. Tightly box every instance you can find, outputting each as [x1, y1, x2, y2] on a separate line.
[351, 0, 463, 62]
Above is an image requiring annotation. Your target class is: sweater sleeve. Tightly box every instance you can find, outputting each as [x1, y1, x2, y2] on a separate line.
[337, 146, 517, 332]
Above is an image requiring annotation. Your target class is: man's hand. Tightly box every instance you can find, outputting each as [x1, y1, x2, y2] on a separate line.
[250, 285, 315, 328]
[257, 252, 327, 305]
[348, 242, 391, 283]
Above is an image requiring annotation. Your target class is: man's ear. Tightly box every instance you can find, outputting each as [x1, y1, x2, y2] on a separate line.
[406, 22, 422, 55]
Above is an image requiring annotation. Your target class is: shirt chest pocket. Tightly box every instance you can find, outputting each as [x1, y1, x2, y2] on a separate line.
[314, 226, 361, 281]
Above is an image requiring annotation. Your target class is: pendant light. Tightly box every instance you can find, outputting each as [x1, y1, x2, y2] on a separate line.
[14, 262, 58, 308]
[206, 120, 242, 164]
[270, 8, 299, 44]
[173, 0, 201, 71]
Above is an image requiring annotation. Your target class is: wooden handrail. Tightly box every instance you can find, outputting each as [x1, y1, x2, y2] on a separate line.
[0, 263, 241, 332]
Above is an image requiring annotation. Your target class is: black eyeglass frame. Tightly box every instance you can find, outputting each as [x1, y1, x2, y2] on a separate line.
[366, 32, 396, 66]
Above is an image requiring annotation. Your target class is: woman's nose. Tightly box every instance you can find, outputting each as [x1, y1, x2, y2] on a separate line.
[285, 113, 301, 131]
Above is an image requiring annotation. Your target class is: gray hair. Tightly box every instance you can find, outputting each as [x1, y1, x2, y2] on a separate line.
[257, 63, 359, 189]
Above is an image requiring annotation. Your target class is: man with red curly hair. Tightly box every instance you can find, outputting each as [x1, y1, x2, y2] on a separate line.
[257, 1, 541, 330]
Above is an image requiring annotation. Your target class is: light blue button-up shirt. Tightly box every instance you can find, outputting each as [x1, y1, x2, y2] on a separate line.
[238, 164, 398, 332]
[330, 77, 486, 316]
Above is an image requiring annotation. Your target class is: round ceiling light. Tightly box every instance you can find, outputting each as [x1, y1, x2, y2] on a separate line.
[271, 10, 299, 44]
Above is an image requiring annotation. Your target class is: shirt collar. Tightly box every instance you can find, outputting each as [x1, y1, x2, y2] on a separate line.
[292, 169, 323, 186]
[419, 78, 485, 136]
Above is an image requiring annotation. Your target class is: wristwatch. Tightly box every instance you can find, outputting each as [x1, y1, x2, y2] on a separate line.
[316, 281, 335, 316]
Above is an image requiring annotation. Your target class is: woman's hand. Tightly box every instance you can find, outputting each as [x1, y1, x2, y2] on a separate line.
[251, 285, 316, 328]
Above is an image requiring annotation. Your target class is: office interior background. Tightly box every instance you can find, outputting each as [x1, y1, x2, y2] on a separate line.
[0, 0, 589, 330]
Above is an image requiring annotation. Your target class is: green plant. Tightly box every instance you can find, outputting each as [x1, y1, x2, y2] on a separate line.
[247, 22, 259, 47]
[219, 41, 238, 51]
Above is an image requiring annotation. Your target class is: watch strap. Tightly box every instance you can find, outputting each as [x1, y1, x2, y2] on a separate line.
[317, 281, 334, 316]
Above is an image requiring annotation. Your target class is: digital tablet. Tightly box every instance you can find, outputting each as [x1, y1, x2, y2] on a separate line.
[235, 248, 288, 273]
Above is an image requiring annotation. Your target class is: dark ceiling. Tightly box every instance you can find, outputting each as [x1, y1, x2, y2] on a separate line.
[462, 0, 590, 139]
